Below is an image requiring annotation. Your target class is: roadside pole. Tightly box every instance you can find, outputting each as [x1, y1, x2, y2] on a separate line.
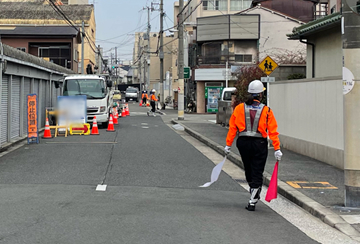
[147, 6, 151, 90]
[343, 0, 360, 207]
[81, 21, 85, 74]
[115, 47, 118, 84]
[98, 45, 101, 74]
[160, 0, 165, 109]
[178, 0, 184, 120]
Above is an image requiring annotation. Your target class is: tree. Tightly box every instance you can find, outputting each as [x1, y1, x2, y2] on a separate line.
[233, 65, 266, 109]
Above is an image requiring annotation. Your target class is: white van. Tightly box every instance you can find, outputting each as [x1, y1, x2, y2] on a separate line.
[221, 87, 237, 101]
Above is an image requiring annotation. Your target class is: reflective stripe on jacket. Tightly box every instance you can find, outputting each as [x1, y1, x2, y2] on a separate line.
[226, 100, 280, 150]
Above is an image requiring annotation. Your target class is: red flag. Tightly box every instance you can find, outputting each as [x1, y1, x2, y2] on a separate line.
[265, 161, 278, 202]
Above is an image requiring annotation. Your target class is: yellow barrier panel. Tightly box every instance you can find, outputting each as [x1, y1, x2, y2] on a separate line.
[70, 123, 91, 135]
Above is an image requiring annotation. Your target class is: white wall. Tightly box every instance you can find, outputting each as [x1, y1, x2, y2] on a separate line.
[246, 8, 306, 62]
[310, 27, 342, 78]
[271, 77, 344, 169]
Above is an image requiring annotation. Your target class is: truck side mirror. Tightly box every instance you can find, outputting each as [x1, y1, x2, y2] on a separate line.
[54, 80, 60, 89]
[107, 80, 113, 87]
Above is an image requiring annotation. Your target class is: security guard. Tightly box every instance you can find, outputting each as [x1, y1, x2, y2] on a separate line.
[141, 91, 148, 106]
[147, 89, 158, 117]
[224, 80, 282, 211]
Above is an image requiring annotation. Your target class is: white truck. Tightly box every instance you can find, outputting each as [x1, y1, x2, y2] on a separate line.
[62, 74, 113, 127]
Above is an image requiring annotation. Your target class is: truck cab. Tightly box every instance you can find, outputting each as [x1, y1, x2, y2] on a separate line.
[62, 75, 113, 126]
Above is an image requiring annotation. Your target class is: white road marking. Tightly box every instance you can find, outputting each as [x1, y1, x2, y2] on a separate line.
[141, 123, 148, 125]
[96, 184, 107, 191]
[142, 126, 149, 129]
[208, 120, 216, 123]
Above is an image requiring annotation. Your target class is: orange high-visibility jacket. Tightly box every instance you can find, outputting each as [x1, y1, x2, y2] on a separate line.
[150, 94, 158, 101]
[226, 101, 280, 150]
[142, 94, 148, 99]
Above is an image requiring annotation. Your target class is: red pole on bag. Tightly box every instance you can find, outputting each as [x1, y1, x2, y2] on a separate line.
[265, 161, 278, 202]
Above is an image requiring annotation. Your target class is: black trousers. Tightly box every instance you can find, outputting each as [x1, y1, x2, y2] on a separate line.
[142, 97, 147, 104]
[150, 101, 156, 112]
[236, 136, 268, 188]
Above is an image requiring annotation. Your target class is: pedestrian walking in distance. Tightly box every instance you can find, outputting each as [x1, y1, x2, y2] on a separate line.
[147, 89, 158, 117]
[224, 80, 283, 211]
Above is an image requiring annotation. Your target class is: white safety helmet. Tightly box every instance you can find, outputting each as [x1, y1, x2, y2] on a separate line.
[151, 89, 156, 93]
[248, 80, 266, 94]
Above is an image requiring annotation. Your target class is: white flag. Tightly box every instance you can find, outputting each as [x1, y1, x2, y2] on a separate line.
[199, 156, 226, 187]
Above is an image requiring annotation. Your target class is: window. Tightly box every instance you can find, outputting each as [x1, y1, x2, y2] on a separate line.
[17, 47, 26, 52]
[39, 46, 71, 69]
[235, 54, 252, 63]
[202, 42, 221, 64]
[230, 0, 252, 11]
[315, 3, 328, 19]
[203, 0, 227, 11]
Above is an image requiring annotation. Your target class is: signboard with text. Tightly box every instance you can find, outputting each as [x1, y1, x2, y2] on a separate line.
[184, 67, 190, 79]
[27, 94, 39, 144]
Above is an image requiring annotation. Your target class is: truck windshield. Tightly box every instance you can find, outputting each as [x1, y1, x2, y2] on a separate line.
[63, 79, 106, 99]
[126, 88, 138, 93]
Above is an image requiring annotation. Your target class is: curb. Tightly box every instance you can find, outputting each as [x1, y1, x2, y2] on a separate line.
[0, 128, 45, 153]
[171, 119, 360, 241]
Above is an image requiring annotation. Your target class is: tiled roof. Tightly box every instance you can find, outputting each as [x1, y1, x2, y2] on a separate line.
[287, 12, 341, 39]
[0, 26, 78, 36]
[0, 2, 93, 21]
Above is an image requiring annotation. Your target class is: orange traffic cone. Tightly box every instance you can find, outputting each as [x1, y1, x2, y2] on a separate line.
[91, 116, 99, 135]
[106, 114, 115, 132]
[122, 107, 126, 117]
[113, 110, 119, 125]
[43, 118, 52, 139]
[126, 104, 130, 116]
[139, 101, 143, 106]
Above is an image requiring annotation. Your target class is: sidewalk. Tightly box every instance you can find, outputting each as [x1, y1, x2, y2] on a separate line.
[164, 111, 360, 242]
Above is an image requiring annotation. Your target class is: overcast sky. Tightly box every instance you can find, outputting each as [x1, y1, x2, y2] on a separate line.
[94, 0, 175, 62]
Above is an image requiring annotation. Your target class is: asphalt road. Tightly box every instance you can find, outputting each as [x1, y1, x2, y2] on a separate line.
[0, 103, 319, 244]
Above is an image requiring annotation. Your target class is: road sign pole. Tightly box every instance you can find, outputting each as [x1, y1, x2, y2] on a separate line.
[226, 61, 228, 88]
[267, 76, 270, 107]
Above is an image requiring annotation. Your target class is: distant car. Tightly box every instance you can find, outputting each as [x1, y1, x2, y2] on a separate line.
[113, 90, 121, 100]
[125, 87, 139, 102]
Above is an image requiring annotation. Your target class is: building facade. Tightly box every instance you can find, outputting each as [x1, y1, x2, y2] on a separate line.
[0, 1, 96, 74]
[0, 26, 81, 72]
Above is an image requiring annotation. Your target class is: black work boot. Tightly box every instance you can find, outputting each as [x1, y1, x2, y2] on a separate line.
[246, 203, 256, 211]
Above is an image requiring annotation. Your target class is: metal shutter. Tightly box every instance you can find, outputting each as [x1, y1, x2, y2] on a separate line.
[52, 82, 57, 107]
[11, 76, 21, 139]
[41, 80, 46, 127]
[33, 79, 40, 128]
[23, 78, 31, 135]
[1, 75, 9, 145]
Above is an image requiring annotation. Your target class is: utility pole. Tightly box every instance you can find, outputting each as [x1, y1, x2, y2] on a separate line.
[81, 21, 85, 74]
[159, 0, 165, 109]
[98, 45, 101, 74]
[147, 6, 151, 90]
[115, 47, 118, 84]
[178, 0, 184, 120]
[138, 34, 142, 89]
[343, 0, 360, 207]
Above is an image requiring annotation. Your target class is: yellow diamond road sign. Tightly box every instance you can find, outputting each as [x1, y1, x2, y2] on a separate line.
[258, 56, 278, 76]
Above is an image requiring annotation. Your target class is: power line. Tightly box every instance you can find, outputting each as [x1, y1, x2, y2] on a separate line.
[177, 0, 193, 17]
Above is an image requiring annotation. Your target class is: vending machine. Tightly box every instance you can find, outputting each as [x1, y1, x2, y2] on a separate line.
[205, 86, 223, 113]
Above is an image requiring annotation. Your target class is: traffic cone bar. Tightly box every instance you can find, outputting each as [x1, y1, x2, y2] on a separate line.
[106, 114, 115, 132]
[43, 118, 52, 139]
[91, 116, 100, 135]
